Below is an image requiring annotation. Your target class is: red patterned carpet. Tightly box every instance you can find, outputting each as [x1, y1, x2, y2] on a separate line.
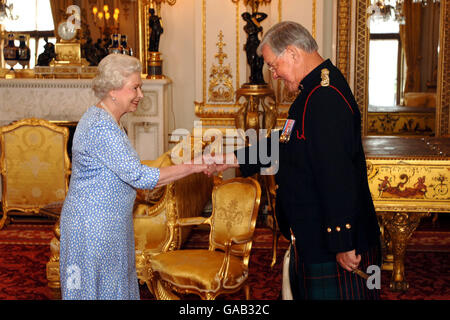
[0, 220, 449, 300]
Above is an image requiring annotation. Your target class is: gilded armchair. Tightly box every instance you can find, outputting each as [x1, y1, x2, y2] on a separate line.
[0, 118, 71, 229]
[146, 177, 261, 300]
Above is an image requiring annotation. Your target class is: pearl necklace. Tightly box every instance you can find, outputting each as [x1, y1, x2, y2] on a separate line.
[99, 101, 125, 132]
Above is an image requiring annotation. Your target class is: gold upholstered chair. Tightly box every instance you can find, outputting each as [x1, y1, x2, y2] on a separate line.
[133, 149, 214, 285]
[147, 177, 261, 300]
[0, 118, 70, 229]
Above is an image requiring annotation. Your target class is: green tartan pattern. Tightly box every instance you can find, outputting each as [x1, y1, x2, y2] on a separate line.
[289, 246, 381, 300]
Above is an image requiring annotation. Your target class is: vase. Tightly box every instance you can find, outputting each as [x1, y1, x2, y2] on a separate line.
[120, 34, 130, 55]
[17, 35, 31, 69]
[108, 34, 121, 54]
[3, 33, 18, 71]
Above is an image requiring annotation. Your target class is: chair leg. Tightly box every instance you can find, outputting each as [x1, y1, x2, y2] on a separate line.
[152, 279, 180, 300]
[205, 292, 216, 300]
[432, 213, 439, 228]
[244, 284, 251, 300]
[0, 213, 9, 230]
[271, 228, 278, 268]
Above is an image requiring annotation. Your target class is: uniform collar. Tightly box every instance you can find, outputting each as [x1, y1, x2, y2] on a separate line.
[298, 58, 333, 93]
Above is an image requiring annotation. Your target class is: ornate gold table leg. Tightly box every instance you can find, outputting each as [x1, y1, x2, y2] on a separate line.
[379, 211, 430, 291]
[46, 220, 61, 299]
[377, 214, 394, 271]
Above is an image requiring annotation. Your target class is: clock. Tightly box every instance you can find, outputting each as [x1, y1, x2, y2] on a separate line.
[53, 20, 82, 66]
[57, 21, 77, 42]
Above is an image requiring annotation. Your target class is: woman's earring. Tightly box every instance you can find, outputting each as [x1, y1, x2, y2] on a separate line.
[112, 97, 116, 101]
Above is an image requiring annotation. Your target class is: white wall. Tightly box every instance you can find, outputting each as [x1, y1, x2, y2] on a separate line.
[158, 0, 197, 133]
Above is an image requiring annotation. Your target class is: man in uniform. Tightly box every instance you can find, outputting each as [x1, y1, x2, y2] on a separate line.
[208, 21, 381, 300]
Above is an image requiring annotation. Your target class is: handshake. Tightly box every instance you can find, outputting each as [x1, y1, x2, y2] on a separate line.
[186, 152, 239, 176]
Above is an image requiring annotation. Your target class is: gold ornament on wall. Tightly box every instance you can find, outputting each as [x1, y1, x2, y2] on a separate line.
[208, 31, 234, 103]
[232, 0, 272, 13]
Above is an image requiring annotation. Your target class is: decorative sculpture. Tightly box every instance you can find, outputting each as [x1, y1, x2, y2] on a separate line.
[36, 38, 56, 66]
[17, 35, 31, 69]
[148, 8, 163, 53]
[235, 3, 276, 134]
[142, 0, 177, 79]
[242, 11, 267, 85]
[3, 33, 18, 74]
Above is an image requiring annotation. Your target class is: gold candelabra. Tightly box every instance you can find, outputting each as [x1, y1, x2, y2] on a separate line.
[92, 4, 120, 37]
[232, 0, 271, 13]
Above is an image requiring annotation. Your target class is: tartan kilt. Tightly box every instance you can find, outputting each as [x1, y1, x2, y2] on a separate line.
[288, 246, 381, 300]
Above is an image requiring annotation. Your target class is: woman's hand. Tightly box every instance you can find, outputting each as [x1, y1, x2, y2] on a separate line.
[336, 249, 361, 272]
[188, 155, 215, 176]
[155, 161, 209, 188]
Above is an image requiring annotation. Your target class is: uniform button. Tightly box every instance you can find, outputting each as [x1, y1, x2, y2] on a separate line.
[327, 227, 332, 233]
[336, 226, 341, 232]
[346, 223, 351, 229]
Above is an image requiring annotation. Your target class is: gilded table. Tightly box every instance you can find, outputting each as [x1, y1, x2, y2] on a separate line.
[364, 136, 450, 291]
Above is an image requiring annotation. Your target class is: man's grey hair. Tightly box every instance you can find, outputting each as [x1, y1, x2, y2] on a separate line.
[257, 21, 318, 56]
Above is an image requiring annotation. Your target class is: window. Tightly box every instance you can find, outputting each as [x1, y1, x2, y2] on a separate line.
[3, 0, 54, 69]
[369, 16, 402, 107]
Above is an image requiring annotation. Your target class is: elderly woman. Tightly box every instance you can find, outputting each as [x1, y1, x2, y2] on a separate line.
[59, 54, 208, 300]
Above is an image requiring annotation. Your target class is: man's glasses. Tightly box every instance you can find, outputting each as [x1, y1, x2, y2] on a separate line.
[266, 49, 286, 73]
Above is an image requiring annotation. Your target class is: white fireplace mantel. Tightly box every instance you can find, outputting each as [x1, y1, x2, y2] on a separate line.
[0, 77, 172, 161]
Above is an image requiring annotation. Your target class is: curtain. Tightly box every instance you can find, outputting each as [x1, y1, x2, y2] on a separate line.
[400, 0, 422, 93]
[49, 0, 68, 35]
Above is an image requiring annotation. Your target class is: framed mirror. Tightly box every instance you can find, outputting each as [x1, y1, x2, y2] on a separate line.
[336, 0, 450, 137]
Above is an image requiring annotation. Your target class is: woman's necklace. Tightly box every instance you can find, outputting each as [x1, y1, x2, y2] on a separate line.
[99, 101, 124, 131]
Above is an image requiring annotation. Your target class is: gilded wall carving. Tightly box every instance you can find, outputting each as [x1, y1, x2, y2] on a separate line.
[336, 0, 352, 82]
[208, 31, 234, 103]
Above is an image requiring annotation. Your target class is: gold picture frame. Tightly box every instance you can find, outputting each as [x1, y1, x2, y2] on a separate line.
[336, 0, 450, 136]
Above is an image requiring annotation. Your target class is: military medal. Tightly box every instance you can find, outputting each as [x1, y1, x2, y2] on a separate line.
[280, 119, 295, 143]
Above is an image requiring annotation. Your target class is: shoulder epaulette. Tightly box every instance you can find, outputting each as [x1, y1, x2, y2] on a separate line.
[320, 68, 330, 87]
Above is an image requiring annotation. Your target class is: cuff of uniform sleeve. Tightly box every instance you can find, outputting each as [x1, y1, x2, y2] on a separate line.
[234, 147, 257, 177]
[325, 216, 355, 253]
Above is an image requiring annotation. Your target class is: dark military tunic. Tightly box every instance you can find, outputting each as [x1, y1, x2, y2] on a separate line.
[236, 59, 381, 300]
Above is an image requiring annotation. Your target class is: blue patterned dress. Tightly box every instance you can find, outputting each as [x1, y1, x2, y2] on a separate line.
[60, 106, 160, 300]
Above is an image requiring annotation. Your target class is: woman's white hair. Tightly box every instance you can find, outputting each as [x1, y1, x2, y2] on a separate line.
[257, 21, 318, 56]
[92, 53, 142, 99]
